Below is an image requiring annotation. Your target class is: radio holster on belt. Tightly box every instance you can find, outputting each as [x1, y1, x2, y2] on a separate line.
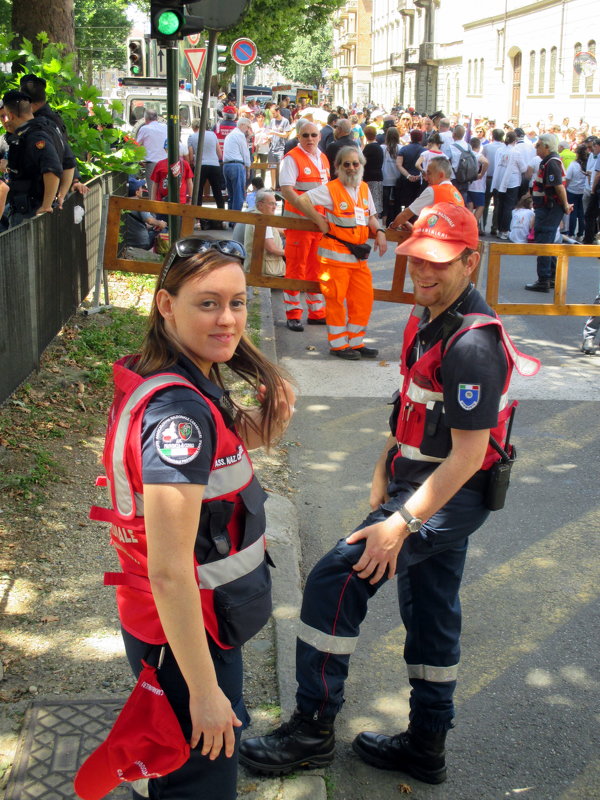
[485, 407, 517, 511]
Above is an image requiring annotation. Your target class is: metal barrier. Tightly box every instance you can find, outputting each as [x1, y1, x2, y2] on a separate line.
[103, 195, 416, 304]
[0, 172, 128, 405]
[486, 241, 600, 316]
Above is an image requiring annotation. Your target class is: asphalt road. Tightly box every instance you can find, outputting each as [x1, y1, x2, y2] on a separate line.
[271, 244, 600, 800]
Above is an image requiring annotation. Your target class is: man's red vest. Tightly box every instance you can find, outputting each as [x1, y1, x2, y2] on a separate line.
[90, 358, 271, 649]
[393, 310, 540, 472]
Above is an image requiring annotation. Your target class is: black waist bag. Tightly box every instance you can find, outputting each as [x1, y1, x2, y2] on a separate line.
[325, 233, 372, 261]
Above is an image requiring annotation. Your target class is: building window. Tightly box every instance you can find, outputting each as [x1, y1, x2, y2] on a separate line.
[455, 75, 460, 109]
[473, 59, 478, 95]
[586, 40, 596, 92]
[573, 42, 581, 92]
[496, 28, 504, 66]
[549, 47, 557, 94]
[538, 48, 546, 93]
[479, 58, 484, 94]
[529, 50, 536, 93]
[467, 59, 472, 94]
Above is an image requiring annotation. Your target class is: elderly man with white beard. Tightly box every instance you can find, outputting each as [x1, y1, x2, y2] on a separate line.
[291, 146, 388, 359]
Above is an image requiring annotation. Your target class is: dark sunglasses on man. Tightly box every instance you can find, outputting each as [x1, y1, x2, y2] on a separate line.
[159, 238, 246, 287]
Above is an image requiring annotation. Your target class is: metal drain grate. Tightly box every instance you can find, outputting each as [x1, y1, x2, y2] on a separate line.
[5, 697, 132, 800]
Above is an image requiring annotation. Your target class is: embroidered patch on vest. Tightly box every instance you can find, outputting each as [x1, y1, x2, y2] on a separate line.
[35, 140, 46, 149]
[155, 415, 202, 464]
[304, 166, 312, 174]
[458, 384, 480, 410]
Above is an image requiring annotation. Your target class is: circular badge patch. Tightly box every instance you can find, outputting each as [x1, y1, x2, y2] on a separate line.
[426, 214, 438, 227]
[155, 415, 202, 465]
[304, 166, 312, 174]
[340, 201, 348, 210]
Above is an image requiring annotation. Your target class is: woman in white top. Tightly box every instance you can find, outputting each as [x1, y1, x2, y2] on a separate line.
[565, 143, 588, 238]
[491, 131, 527, 239]
[509, 194, 535, 243]
[466, 137, 489, 232]
[252, 112, 270, 164]
[380, 126, 402, 225]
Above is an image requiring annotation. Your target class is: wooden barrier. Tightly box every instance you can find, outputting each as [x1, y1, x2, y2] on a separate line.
[103, 195, 416, 304]
[486, 241, 600, 316]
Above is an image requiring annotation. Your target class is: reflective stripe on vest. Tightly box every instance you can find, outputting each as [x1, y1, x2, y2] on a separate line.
[406, 663, 458, 682]
[197, 535, 266, 590]
[317, 246, 359, 264]
[110, 374, 195, 518]
[203, 445, 254, 499]
[323, 211, 357, 228]
[297, 621, 359, 655]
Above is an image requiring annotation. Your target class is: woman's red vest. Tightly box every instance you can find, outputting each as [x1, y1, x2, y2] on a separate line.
[90, 358, 271, 649]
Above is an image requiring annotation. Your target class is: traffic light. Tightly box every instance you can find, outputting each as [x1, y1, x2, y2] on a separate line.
[216, 44, 227, 73]
[127, 38, 146, 76]
[150, 1, 204, 41]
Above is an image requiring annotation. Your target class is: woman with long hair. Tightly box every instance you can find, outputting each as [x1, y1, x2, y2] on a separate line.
[565, 143, 588, 239]
[381, 125, 402, 225]
[94, 239, 294, 800]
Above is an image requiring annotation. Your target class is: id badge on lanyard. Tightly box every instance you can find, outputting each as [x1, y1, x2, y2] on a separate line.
[355, 206, 366, 226]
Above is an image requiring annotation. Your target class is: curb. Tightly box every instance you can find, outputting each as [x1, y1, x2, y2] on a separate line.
[252, 289, 328, 800]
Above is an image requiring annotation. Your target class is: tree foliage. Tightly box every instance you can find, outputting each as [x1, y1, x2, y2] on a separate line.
[75, 0, 131, 76]
[281, 25, 333, 88]
[215, 0, 343, 78]
[0, 33, 144, 180]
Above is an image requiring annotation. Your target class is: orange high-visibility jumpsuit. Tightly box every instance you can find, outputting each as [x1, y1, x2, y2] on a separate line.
[316, 180, 374, 352]
[282, 147, 329, 321]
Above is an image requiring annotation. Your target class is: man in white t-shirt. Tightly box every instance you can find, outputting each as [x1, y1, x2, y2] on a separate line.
[389, 158, 463, 230]
[136, 110, 167, 190]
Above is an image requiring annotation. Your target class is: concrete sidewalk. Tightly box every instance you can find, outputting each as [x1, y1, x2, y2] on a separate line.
[238, 287, 327, 800]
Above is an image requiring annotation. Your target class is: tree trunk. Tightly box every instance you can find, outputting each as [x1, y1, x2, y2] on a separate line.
[12, 0, 75, 59]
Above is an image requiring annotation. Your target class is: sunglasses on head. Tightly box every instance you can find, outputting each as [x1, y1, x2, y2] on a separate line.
[342, 161, 361, 168]
[159, 238, 246, 287]
[301, 132, 319, 138]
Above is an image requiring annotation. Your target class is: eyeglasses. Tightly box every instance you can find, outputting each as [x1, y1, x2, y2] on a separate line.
[301, 132, 319, 138]
[342, 161, 361, 168]
[159, 238, 246, 287]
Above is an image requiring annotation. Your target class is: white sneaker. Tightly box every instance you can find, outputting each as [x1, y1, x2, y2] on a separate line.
[498, 232, 509, 240]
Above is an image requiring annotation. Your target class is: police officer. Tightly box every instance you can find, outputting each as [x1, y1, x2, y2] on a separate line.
[19, 74, 87, 202]
[0, 90, 63, 226]
[239, 203, 539, 785]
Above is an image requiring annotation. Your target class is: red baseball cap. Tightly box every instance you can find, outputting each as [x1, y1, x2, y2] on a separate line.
[74, 661, 189, 800]
[395, 203, 479, 263]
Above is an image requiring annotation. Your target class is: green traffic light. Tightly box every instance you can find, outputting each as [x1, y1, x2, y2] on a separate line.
[131, 65, 141, 74]
[157, 10, 181, 35]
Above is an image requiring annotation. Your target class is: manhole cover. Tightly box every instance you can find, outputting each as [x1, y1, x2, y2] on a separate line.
[5, 697, 133, 800]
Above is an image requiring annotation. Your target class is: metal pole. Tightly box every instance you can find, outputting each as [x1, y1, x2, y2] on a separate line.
[236, 64, 243, 109]
[192, 30, 218, 207]
[166, 41, 181, 241]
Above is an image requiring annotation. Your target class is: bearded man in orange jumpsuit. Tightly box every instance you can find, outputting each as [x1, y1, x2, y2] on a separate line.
[294, 146, 388, 360]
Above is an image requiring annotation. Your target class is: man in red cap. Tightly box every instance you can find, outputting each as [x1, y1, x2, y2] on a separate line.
[239, 203, 539, 784]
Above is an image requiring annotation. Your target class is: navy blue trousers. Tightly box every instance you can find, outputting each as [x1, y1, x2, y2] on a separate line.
[122, 629, 249, 800]
[534, 203, 564, 281]
[295, 483, 489, 732]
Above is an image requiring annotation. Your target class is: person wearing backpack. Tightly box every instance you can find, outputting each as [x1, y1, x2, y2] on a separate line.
[447, 125, 478, 202]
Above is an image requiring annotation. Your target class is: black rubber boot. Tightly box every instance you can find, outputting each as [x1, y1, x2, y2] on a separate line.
[352, 724, 447, 784]
[239, 709, 335, 775]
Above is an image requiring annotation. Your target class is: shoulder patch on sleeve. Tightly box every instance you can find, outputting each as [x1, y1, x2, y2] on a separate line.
[154, 415, 202, 465]
[458, 383, 480, 410]
[35, 140, 46, 149]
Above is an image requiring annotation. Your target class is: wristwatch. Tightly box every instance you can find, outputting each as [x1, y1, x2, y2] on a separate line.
[376, 228, 386, 234]
[398, 505, 422, 533]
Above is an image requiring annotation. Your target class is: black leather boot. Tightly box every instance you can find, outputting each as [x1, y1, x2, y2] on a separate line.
[239, 709, 335, 775]
[352, 724, 447, 784]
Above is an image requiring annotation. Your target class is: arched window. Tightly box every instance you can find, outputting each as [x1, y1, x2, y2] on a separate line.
[587, 40, 596, 92]
[473, 59, 478, 94]
[467, 59, 472, 94]
[480, 58, 484, 94]
[455, 75, 460, 109]
[549, 47, 557, 93]
[538, 48, 546, 93]
[573, 42, 582, 92]
[529, 50, 536, 93]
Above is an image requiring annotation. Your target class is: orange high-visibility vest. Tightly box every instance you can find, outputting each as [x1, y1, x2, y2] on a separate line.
[431, 182, 465, 206]
[317, 179, 371, 266]
[282, 146, 329, 219]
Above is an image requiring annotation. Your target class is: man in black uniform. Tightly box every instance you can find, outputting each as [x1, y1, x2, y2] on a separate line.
[19, 74, 87, 203]
[0, 90, 63, 226]
[239, 203, 539, 784]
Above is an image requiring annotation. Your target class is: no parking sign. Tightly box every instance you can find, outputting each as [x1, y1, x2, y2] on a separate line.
[231, 38, 257, 67]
